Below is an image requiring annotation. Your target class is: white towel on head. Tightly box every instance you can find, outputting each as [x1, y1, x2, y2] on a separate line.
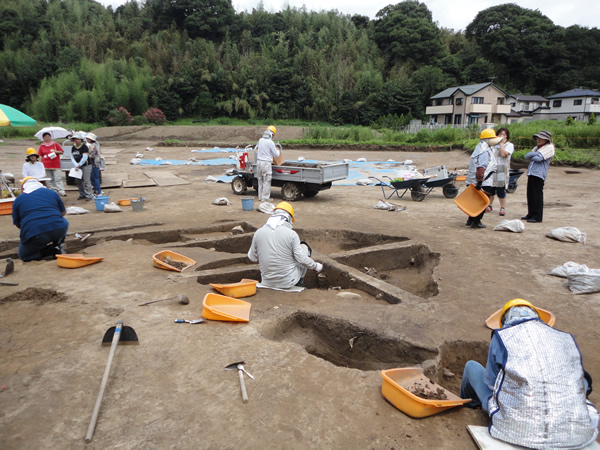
[22, 179, 44, 194]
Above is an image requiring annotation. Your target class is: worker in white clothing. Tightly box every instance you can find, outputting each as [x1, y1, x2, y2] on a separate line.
[248, 202, 323, 289]
[255, 125, 280, 202]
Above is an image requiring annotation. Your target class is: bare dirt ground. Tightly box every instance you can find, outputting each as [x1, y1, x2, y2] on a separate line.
[0, 126, 599, 449]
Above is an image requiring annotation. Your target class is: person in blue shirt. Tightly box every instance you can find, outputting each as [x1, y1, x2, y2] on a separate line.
[460, 299, 597, 448]
[522, 130, 554, 223]
[12, 177, 69, 262]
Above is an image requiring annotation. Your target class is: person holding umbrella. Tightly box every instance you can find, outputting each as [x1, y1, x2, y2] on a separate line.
[37, 132, 66, 196]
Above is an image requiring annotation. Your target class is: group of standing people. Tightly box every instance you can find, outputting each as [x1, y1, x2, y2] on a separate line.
[465, 127, 554, 228]
[21, 130, 104, 200]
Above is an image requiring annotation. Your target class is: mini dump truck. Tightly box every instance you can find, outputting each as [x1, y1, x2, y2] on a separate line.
[231, 159, 349, 201]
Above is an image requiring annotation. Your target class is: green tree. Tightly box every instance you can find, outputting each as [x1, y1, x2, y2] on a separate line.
[372, 0, 443, 69]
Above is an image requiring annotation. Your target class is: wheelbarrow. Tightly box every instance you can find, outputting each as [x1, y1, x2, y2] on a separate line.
[369, 176, 429, 201]
[410, 175, 459, 202]
[506, 169, 525, 193]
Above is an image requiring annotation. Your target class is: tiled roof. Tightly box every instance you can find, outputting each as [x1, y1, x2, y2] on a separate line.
[431, 82, 497, 99]
[509, 94, 548, 102]
[547, 88, 600, 99]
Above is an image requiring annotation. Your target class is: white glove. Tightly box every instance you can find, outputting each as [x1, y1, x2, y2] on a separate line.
[315, 263, 323, 273]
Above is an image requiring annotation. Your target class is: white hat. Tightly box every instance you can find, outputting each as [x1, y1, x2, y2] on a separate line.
[86, 132, 98, 141]
[72, 131, 86, 140]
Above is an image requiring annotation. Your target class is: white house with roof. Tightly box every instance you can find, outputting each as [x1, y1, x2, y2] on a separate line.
[532, 88, 600, 121]
[426, 82, 511, 126]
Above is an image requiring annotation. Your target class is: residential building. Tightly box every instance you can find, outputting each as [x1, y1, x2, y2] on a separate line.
[426, 82, 511, 126]
[535, 88, 600, 121]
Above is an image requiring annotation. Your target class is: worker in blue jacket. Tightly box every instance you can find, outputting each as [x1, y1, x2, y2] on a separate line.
[12, 177, 69, 261]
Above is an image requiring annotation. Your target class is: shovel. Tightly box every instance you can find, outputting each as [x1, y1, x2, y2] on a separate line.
[84, 321, 139, 443]
[225, 361, 254, 403]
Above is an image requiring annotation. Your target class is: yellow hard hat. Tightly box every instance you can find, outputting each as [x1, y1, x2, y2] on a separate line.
[500, 299, 541, 322]
[267, 125, 277, 135]
[21, 176, 38, 187]
[26, 148, 38, 157]
[480, 129, 497, 140]
[274, 201, 295, 222]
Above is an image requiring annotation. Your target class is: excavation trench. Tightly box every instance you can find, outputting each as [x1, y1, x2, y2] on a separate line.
[260, 311, 489, 392]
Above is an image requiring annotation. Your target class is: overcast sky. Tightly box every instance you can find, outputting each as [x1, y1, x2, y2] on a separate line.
[98, 0, 599, 31]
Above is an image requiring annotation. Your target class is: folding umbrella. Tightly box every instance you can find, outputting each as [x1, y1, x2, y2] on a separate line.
[0, 104, 36, 127]
[34, 126, 71, 141]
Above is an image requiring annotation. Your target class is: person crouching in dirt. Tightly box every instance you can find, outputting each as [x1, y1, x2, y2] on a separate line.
[255, 125, 280, 202]
[12, 177, 69, 262]
[459, 299, 598, 448]
[248, 202, 323, 289]
[465, 129, 500, 229]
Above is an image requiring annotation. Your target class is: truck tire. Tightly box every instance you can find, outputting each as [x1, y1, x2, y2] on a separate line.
[304, 189, 319, 198]
[231, 176, 248, 195]
[282, 182, 302, 201]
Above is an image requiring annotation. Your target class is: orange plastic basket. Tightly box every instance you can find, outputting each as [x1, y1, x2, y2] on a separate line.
[210, 279, 258, 298]
[152, 250, 196, 272]
[485, 307, 556, 330]
[453, 184, 490, 217]
[381, 367, 470, 418]
[56, 254, 104, 269]
[202, 293, 251, 322]
[0, 198, 15, 215]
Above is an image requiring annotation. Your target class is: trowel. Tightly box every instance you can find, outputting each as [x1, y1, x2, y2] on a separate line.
[225, 361, 254, 403]
[0, 258, 17, 286]
[173, 318, 204, 324]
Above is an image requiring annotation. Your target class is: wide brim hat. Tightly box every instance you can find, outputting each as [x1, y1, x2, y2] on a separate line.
[86, 132, 98, 141]
[71, 131, 86, 140]
[532, 130, 552, 141]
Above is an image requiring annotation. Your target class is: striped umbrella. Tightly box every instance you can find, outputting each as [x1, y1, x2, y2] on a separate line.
[0, 104, 36, 127]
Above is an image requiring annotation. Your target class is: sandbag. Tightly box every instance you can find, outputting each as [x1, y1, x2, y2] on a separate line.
[568, 269, 600, 294]
[103, 202, 123, 213]
[493, 219, 525, 233]
[257, 202, 275, 214]
[546, 227, 586, 244]
[212, 197, 231, 206]
[549, 262, 589, 278]
[65, 206, 90, 215]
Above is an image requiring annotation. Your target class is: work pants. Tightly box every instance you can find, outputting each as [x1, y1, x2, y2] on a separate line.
[526, 175, 545, 221]
[46, 169, 65, 195]
[90, 166, 102, 195]
[19, 227, 68, 262]
[76, 164, 93, 199]
[460, 360, 493, 412]
[256, 160, 273, 201]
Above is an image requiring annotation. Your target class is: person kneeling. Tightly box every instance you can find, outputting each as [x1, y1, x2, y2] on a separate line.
[460, 299, 598, 448]
[12, 177, 69, 262]
[248, 202, 323, 289]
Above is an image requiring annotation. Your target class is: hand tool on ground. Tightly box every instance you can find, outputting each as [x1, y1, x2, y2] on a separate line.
[138, 294, 189, 306]
[174, 318, 204, 324]
[85, 320, 139, 443]
[225, 361, 254, 403]
[0, 258, 14, 278]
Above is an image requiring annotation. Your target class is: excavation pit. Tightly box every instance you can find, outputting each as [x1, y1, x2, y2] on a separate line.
[332, 243, 440, 298]
[261, 311, 438, 371]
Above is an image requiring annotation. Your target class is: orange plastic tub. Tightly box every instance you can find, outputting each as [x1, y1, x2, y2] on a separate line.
[117, 199, 131, 206]
[381, 367, 470, 418]
[210, 279, 258, 298]
[485, 307, 556, 330]
[453, 184, 490, 217]
[56, 254, 104, 269]
[202, 293, 251, 322]
[0, 198, 15, 215]
[152, 250, 196, 272]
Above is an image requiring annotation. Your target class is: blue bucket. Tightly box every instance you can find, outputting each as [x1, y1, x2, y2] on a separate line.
[94, 195, 109, 211]
[241, 197, 254, 211]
